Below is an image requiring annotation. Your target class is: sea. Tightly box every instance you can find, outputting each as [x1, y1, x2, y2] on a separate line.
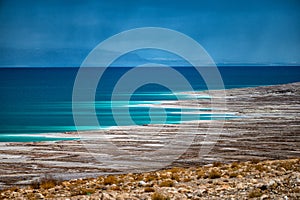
[0, 66, 299, 142]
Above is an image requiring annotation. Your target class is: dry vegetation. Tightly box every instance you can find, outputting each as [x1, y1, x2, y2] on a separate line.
[30, 174, 61, 190]
[0, 158, 299, 199]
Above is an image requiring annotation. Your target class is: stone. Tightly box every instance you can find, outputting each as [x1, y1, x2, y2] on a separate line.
[35, 193, 45, 199]
[138, 181, 147, 187]
[48, 188, 55, 193]
[193, 188, 207, 197]
[251, 179, 258, 184]
[62, 181, 71, 187]
[267, 180, 278, 190]
[236, 183, 244, 189]
[102, 192, 113, 200]
[237, 175, 243, 179]
[186, 192, 193, 198]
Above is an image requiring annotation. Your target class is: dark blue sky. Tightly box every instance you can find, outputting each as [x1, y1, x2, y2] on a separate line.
[0, 0, 299, 67]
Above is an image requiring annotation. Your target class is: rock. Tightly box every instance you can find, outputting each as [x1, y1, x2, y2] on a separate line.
[178, 187, 187, 193]
[102, 192, 113, 200]
[236, 183, 244, 189]
[35, 193, 44, 199]
[24, 189, 33, 194]
[268, 180, 278, 189]
[138, 181, 147, 187]
[221, 184, 231, 190]
[260, 194, 269, 200]
[251, 179, 258, 184]
[48, 188, 55, 193]
[193, 188, 207, 197]
[62, 181, 71, 187]
[186, 192, 193, 198]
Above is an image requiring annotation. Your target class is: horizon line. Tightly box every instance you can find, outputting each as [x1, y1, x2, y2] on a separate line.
[0, 64, 299, 68]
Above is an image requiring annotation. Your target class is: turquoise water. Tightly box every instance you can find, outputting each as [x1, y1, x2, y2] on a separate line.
[0, 66, 299, 142]
[0, 134, 76, 142]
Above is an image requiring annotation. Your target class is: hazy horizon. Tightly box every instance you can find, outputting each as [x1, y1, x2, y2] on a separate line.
[0, 0, 299, 67]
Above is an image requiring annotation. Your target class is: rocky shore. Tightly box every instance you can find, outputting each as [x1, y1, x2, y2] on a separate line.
[1, 158, 299, 199]
[0, 82, 299, 194]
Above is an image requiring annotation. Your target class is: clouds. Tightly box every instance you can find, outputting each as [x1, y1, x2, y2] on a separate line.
[0, 0, 299, 66]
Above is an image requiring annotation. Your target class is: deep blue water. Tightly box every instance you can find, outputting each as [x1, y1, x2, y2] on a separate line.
[0, 66, 299, 142]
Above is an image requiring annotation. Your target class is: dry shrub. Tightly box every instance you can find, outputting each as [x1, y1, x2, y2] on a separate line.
[30, 180, 40, 189]
[255, 164, 265, 172]
[159, 180, 175, 187]
[31, 174, 60, 189]
[167, 167, 182, 174]
[144, 187, 155, 192]
[250, 158, 260, 164]
[244, 165, 254, 173]
[134, 173, 144, 181]
[159, 173, 170, 179]
[248, 188, 262, 198]
[103, 175, 118, 185]
[229, 172, 238, 178]
[183, 177, 192, 182]
[1, 186, 19, 193]
[213, 161, 222, 167]
[151, 192, 170, 200]
[110, 185, 121, 191]
[231, 162, 239, 169]
[171, 173, 180, 182]
[145, 173, 158, 182]
[40, 180, 56, 190]
[208, 169, 221, 179]
[279, 161, 293, 171]
[196, 169, 205, 179]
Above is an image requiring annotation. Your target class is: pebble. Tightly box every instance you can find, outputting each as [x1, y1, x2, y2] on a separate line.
[268, 180, 276, 187]
[138, 181, 147, 187]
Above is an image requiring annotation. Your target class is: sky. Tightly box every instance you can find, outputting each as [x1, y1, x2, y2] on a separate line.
[0, 0, 299, 67]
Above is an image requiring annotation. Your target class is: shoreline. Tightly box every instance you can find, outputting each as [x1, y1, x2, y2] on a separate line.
[0, 81, 296, 142]
[0, 82, 299, 189]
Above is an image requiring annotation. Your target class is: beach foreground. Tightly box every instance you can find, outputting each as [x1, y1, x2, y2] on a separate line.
[0, 82, 299, 190]
[1, 158, 299, 199]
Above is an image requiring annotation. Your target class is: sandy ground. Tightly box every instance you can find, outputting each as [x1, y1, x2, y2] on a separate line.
[0, 82, 299, 189]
